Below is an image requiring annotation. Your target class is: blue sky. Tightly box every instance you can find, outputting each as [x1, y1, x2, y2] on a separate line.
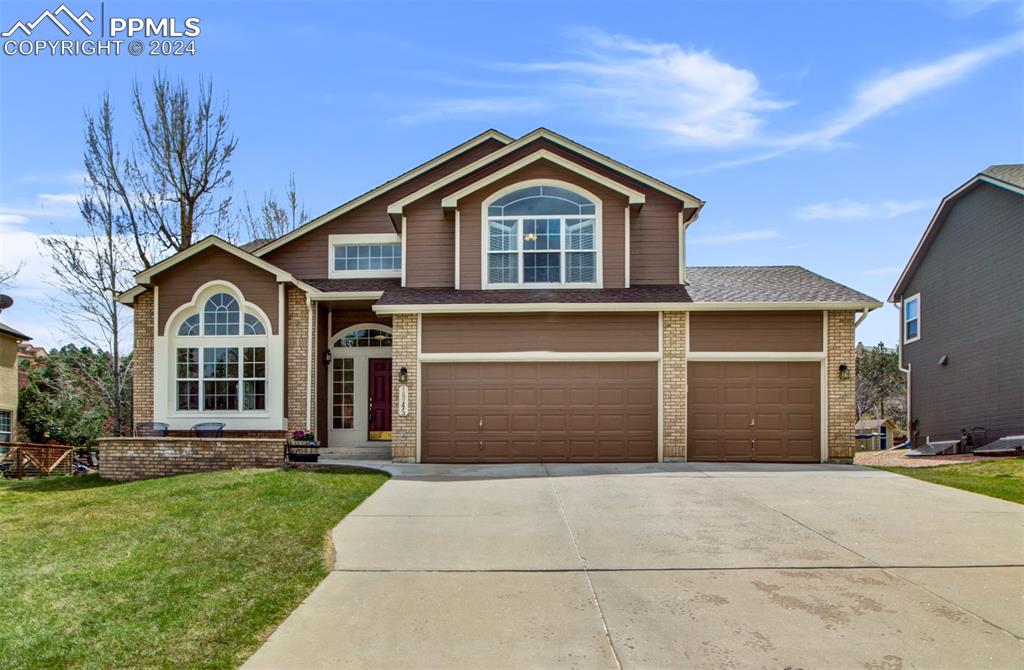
[1, 0, 1022, 348]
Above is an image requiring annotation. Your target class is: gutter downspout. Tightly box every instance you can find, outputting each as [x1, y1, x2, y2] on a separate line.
[306, 295, 313, 430]
[894, 300, 911, 446]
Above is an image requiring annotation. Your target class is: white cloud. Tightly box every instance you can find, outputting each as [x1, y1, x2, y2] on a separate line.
[0, 213, 30, 225]
[796, 199, 932, 220]
[688, 229, 779, 245]
[38, 192, 80, 205]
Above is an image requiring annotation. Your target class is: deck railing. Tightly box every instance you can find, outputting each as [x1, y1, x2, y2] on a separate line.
[0, 443, 76, 478]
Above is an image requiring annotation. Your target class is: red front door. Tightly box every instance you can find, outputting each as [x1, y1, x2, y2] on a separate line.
[368, 358, 392, 440]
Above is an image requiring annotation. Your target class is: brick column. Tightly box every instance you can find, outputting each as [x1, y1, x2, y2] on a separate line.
[132, 290, 154, 427]
[390, 313, 418, 462]
[285, 286, 312, 432]
[827, 310, 857, 462]
[662, 311, 687, 461]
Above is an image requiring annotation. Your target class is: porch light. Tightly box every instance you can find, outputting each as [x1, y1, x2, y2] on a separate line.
[322, 350, 333, 367]
[398, 366, 409, 384]
[838, 363, 850, 380]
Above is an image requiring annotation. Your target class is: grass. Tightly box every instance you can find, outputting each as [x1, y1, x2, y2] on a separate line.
[874, 457, 1024, 504]
[0, 467, 388, 669]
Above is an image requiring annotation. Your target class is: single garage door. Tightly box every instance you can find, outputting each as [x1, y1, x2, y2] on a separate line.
[688, 361, 821, 462]
[422, 361, 657, 463]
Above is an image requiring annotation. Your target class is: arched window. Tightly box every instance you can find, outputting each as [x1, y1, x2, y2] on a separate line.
[170, 289, 269, 414]
[486, 185, 598, 287]
[335, 327, 392, 347]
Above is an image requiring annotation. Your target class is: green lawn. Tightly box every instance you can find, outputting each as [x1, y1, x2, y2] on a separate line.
[0, 467, 388, 670]
[875, 457, 1024, 505]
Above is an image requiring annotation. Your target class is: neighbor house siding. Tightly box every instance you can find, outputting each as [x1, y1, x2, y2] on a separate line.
[0, 335, 21, 440]
[421, 313, 658, 353]
[262, 138, 507, 278]
[689, 311, 823, 352]
[153, 246, 280, 335]
[901, 183, 1024, 445]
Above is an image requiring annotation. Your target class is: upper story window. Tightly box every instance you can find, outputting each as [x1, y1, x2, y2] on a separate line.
[903, 293, 921, 343]
[485, 184, 600, 288]
[329, 233, 402, 278]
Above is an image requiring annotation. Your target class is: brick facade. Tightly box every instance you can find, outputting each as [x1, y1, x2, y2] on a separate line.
[98, 436, 284, 481]
[662, 312, 687, 460]
[132, 290, 155, 427]
[390, 313, 418, 462]
[826, 310, 857, 462]
[285, 285, 314, 433]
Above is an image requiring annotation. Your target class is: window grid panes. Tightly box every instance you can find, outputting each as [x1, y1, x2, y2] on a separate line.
[333, 243, 402, 272]
[487, 217, 597, 286]
[0, 409, 11, 442]
[904, 297, 920, 341]
[337, 328, 392, 347]
[332, 358, 355, 429]
[203, 293, 241, 335]
[178, 314, 200, 336]
[243, 314, 266, 335]
[175, 346, 266, 412]
[176, 348, 200, 410]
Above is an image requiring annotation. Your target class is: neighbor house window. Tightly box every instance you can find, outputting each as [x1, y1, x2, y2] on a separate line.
[172, 290, 269, 413]
[328, 234, 402, 278]
[485, 185, 599, 287]
[0, 410, 11, 442]
[903, 294, 921, 343]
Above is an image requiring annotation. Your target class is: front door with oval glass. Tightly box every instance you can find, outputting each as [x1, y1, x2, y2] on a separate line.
[329, 326, 393, 449]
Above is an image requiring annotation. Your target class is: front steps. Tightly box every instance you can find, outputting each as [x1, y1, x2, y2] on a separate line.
[320, 446, 392, 460]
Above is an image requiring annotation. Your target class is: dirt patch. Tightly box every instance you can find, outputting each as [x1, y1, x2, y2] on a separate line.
[853, 448, 1006, 468]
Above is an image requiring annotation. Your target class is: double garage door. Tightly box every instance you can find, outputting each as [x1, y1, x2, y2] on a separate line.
[420, 359, 820, 464]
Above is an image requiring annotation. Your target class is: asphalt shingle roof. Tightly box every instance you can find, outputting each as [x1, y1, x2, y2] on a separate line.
[376, 285, 692, 306]
[0, 321, 31, 341]
[304, 278, 402, 292]
[983, 164, 1024, 189]
[686, 266, 878, 304]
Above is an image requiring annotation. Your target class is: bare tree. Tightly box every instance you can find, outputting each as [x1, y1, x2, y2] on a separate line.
[40, 185, 137, 436]
[83, 73, 237, 269]
[239, 173, 309, 243]
[0, 262, 22, 290]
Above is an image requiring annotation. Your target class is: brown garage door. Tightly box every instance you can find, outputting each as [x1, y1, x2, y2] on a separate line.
[688, 361, 820, 462]
[422, 362, 658, 463]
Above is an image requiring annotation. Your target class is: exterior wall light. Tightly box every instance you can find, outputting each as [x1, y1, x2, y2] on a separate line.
[838, 363, 850, 380]
[322, 350, 333, 367]
[398, 367, 409, 383]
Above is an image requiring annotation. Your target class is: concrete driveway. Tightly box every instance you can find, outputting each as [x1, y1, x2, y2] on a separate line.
[246, 463, 1024, 669]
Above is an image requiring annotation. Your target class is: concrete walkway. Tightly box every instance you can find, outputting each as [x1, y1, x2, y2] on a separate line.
[246, 463, 1024, 669]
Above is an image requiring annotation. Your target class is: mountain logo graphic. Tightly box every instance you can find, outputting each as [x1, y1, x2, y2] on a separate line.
[2, 4, 95, 38]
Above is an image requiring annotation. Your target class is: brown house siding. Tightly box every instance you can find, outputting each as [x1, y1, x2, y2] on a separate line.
[153, 246, 280, 335]
[405, 198, 455, 287]
[455, 158, 628, 290]
[421, 312, 658, 353]
[262, 138, 507, 278]
[689, 311, 824, 352]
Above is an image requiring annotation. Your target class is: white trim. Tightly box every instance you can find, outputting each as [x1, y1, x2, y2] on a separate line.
[163, 280, 274, 338]
[253, 130, 513, 256]
[330, 322, 394, 346]
[306, 297, 313, 429]
[624, 206, 631, 289]
[419, 351, 661, 363]
[152, 285, 159, 421]
[327, 323, 394, 448]
[821, 311, 829, 463]
[374, 300, 883, 315]
[438, 149, 645, 210]
[401, 220, 407, 287]
[678, 211, 686, 285]
[415, 313, 422, 464]
[687, 351, 827, 362]
[480, 179, 604, 290]
[136, 236, 294, 284]
[278, 284, 285, 337]
[309, 291, 386, 302]
[386, 128, 702, 225]
[328, 233, 402, 280]
[454, 210, 461, 290]
[889, 173, 1024, 302]
[657, 311, 664, 463]
[902, 293, 921, 344]
[683, 311, 689, 460]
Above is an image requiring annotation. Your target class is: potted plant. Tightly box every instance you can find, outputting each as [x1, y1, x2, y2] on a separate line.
[287, 430, 321, 463]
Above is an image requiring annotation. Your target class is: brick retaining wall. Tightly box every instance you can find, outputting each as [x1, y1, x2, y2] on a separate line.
[98, 437, 285, 481]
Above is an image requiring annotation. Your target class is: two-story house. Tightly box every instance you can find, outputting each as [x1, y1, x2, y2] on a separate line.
[119, 128, 880, 464]
[0, 321, 32, 443]
[890, 165, 1023, 448]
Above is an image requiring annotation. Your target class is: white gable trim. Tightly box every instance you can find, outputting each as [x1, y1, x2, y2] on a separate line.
[253, 130, 512, 257]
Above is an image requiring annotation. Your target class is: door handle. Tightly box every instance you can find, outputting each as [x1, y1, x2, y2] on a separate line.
[751, 439, 756, 451]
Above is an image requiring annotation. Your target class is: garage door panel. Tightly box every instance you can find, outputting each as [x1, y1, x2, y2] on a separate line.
[423, 361, 657, 463]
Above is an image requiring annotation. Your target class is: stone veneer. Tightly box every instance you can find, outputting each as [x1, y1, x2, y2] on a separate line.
[285, 285, 314, 432]
[662, 312, 687, 460]
[826, 310, 857, 462]
[132, 290, 155, 426]
[98, 437, 285, 481]
[390, 313, 418, 462]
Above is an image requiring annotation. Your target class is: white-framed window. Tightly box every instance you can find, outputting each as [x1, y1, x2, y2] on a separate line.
[171, 290, 269, 414]
[0, 409, 11, 442]
[328, 233, 402, 278]
[483, 184, 600, 288]
[903, 293, 921, 343]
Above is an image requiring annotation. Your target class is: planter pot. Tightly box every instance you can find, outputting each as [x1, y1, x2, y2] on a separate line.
[286, 440, 321, 463]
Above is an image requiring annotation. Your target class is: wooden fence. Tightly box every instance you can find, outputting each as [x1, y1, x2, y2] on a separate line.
[0, 443, 76, 478]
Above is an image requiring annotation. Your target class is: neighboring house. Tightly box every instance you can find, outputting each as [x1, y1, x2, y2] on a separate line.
[890, 165, 1024, 448]
[854, 418, 903, 450]
[118, 128, 880, 464]
[0, 322, 32, 443]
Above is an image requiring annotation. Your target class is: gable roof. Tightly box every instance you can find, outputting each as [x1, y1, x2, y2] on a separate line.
[117, 236, 317, 305]
[387, 127, 704, 226]
[253, 130, 512, 257]
[889, 165, 1024, 302]
[687, 266, 880, 306]
[0, 321, 31, 341]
